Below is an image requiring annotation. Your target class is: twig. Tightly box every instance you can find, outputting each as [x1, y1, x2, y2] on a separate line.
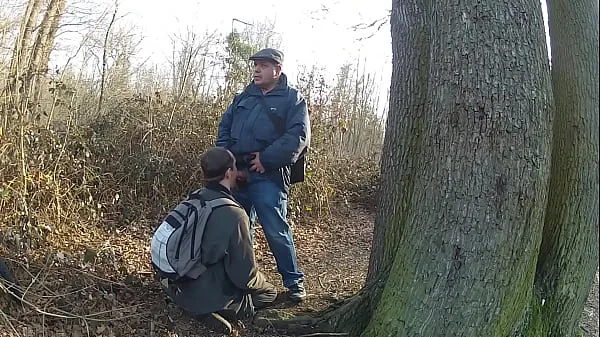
[37, 285, 94, 299]
[0, 307, 21, 337]
[0, 282, 153, 323]
[317, 272, 327, 290]
[41, 311, 45, 337]
[83, 317, 90, 337]
[4, 257, 60, 297]
[23, 255, 52, 299]
[82, 303, 148, 318]
[65, 267, 127, 287]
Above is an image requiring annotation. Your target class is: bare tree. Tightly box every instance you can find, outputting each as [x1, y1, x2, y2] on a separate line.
[24, 0, 66, 113]
[167, 28, 220, 125]
[6, 0, 43, 111]
[169, 28, 218, 100]
[96, 0, 118, 115]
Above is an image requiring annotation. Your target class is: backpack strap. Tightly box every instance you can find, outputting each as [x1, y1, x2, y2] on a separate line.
[168, 196, 241, 280]
[257, 94, 286, 136]
[205, 197, 240, 209]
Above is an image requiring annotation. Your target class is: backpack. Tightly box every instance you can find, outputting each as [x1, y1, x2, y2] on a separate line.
[151, 189, 239, 281]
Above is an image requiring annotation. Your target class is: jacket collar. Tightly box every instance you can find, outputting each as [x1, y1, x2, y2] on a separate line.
[205, 182, 235, 199]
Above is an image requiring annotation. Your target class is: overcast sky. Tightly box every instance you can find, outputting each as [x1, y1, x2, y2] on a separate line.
[115, 0, 393, 87]
[36, 0, 549, 116]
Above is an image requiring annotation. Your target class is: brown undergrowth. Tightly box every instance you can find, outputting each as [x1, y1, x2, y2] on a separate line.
[1, 98, 595, 337]
[0, 94, 380, 336]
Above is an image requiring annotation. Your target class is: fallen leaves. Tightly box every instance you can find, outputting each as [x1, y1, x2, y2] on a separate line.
[0, 199, 376, 337]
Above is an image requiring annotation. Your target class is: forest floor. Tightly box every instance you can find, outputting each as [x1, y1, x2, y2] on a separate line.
[0, 196, 597, 337]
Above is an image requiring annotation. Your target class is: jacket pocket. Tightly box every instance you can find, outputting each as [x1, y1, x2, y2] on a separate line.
[231, 97, 257, 140]
[252, 110, 286, 143]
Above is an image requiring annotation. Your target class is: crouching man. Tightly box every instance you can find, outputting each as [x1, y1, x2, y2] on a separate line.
[150, 147, 277, 334]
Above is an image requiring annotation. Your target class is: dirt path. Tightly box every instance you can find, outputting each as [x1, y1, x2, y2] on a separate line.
[582, 271, 599, 337]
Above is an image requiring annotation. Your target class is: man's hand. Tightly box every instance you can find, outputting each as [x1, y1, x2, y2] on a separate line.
[249, 152, 265, 174]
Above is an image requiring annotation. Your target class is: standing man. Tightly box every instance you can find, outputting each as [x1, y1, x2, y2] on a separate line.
[216, 48, 310, 301]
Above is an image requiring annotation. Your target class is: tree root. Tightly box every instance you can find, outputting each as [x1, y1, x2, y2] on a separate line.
[253, 309, 321, 335]
[253, 286, 377, 336]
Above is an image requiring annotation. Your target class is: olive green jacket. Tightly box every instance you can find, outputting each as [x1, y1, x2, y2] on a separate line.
[162, 183, 270, 316]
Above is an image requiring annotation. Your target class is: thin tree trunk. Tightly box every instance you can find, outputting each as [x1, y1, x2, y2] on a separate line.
[31, 0, 66, 109]
[534, 0, 600, 335]
[24, 0, 65, 114]
[13, 0, 42, 72]
[6, 0, 43, 114]
[97, 1, 118, 115]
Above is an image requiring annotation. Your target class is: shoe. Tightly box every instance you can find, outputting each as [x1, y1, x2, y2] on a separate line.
[198, 312, 232, 334]
[288, 281, 307, 301]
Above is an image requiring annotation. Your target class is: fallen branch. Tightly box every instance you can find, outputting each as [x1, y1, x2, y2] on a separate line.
[0, 282, 157, 323]
[0, 307, 21, 337]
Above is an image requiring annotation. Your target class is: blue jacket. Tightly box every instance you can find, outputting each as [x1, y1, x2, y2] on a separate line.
[216, 73, 310, 191]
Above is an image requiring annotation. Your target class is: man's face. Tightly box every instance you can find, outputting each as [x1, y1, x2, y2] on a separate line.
[253, 60, 281, 89]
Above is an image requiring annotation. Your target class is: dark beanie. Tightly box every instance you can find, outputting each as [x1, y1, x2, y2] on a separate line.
[200, 147, 234, 182]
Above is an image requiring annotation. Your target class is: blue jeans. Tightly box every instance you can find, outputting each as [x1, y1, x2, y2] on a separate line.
[233, 173, 304, 288]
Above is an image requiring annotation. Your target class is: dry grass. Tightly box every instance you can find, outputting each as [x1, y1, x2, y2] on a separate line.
[0, 21, 384, 334]
[0, 84, 382, 336]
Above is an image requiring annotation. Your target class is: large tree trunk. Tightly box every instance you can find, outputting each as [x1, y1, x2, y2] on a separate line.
[365, 0, 428, 286]
[309, 0, 552, 336]
[534, 0, 599, 335]
[358, 0, 436, 330]
[257, 0, 597, 336]
[358, 0, 553, 335]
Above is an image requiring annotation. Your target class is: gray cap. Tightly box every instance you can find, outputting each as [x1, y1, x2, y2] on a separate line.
[249, 48, 284, 64]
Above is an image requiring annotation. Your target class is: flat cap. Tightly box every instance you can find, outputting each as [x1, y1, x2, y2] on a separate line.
[249, 48, 284, 64]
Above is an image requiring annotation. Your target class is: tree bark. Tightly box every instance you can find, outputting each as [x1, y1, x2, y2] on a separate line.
[6, 0, 43, 112]
[97, 1, 119, 115]
[365, 0, 428, 286]
[362, 0, 553, 335]
[534, 0, 600, 335]
[257, 0, 597, 336]
[24, 0, 66, 112]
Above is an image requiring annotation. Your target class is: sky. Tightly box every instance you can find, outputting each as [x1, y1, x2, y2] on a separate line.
[115, 0, 393, 88]
[110, 0, 548, 108]
[40, 0, 548, 116]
